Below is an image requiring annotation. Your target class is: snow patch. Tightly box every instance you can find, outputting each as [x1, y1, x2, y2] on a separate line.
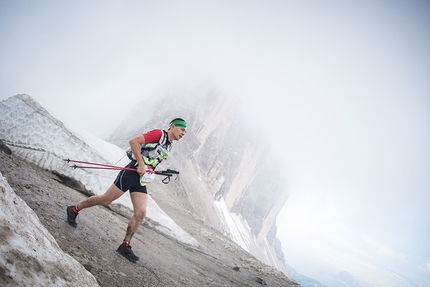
[214, 198, 251, 252]
[0, 172, 99, 286]
[214, 198, 288, 274]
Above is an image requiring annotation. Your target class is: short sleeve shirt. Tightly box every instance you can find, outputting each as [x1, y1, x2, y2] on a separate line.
[143, 129, 171, 147]
[143, 129, 163, 143]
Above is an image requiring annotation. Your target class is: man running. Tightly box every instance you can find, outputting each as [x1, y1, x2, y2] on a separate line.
[66, 118, 187, 262]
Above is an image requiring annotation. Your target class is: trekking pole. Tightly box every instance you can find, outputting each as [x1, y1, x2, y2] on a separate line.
[65, 158, 180, 183]
[64, 158, 125, 169]
[70, 165, 138, 171]
[64, 158, 137, 171]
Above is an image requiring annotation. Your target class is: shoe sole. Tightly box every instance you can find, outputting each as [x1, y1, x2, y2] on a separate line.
[116, 250, 140, 263]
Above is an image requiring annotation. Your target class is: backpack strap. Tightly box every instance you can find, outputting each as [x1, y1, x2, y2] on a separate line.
[126, 130, 170, 161]
[158, 130, 168, 146]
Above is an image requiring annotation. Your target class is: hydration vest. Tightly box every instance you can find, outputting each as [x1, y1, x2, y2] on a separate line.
[126, 130, 171, 168]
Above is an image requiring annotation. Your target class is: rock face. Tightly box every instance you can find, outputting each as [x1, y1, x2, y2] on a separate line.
[109, 87, 290, 273]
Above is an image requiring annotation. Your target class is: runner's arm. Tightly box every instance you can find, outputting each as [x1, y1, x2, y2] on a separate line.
[129, 135, 146, 175]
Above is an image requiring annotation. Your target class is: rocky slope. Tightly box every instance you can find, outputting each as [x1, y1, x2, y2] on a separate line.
[0, 93, 295, 286]
[0, 144, 299, 287]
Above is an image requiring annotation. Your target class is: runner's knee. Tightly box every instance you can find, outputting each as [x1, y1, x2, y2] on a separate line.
[134, 209, 147, 221]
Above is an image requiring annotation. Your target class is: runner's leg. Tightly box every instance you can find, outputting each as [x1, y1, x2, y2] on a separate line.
[77, 184, 124, 210]
[123, 192, 148, 243]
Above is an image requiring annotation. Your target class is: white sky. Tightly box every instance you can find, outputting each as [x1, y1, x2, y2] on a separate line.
[1, 1, 429, 286]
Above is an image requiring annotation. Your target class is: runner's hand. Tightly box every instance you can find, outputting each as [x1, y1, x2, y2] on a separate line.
[137, 164, 146, 176]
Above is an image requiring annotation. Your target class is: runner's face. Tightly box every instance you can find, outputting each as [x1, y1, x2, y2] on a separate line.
[172, 125, 186, 140]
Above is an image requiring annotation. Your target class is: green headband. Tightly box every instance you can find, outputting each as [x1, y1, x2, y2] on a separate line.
[170, 119, 187, 128]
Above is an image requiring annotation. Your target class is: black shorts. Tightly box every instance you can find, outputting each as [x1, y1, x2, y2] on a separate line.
[114, 161, 147, 194]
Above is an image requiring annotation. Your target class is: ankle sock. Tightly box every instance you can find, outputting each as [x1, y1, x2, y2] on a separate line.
[122, 240, 130, 247]
[73, 205, 80, 213]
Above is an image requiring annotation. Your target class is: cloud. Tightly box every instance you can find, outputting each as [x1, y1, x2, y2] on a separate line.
[362, 235, 409, 262]
[279, 190, 430, 285]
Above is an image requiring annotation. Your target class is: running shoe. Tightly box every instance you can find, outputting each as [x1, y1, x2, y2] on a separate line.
[116, 244, 140, 263]
[66, 206, 79, 228]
